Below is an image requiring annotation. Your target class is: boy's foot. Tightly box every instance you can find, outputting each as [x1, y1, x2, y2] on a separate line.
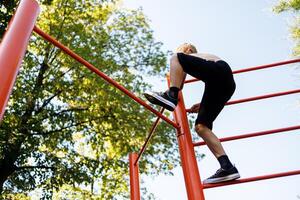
[203, 166, 240, 184]
[144, 91, 178, 111]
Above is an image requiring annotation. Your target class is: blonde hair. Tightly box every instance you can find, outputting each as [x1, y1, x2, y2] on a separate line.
[175, 43, 197, 54]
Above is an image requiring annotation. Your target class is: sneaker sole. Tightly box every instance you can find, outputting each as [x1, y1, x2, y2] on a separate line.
[203, 173, 241, 184]
[144, 92, 175, 111]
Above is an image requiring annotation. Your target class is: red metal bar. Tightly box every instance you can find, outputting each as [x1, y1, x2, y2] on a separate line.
[0, 0, 40, 121]
[184, 58, 300, 84]
[33, 26, 179, 129]
[186, 88, 300, 113]
[203, 169, 300, 189]
[226, 88, 300, 106]
[134, 108, 165, 165]
[168, 77, 205, 200]
[129, 153, 140, 200]
[194, 125, 300, 146]
[233, 59, 300, 74]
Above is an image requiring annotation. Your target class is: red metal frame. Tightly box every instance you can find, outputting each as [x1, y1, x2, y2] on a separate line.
[194, 125, 300, 146]
[186, 88, 300, 113]
[129, 153, 140, 200]
[1, 2, 300, 199]
[0, 0, 40, 121]
[226, 88, 300, 106]
[203, 170, 300, 189]
[168, 76, 205, 200]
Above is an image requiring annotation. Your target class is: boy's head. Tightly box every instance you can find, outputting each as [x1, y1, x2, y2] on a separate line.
[175, 43, 197, 54]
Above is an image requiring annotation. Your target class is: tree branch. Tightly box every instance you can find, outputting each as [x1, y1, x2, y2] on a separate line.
[36, 107, 89, 124]
[32, 120, 90, 136]
[21, 61, 50, 121]
[15, 165, 55, 171]
[35, 90, 63, 114]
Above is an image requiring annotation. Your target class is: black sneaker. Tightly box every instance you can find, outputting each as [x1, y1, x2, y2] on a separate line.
[203, 166, 240, 184]
[144, 91, 178, 111]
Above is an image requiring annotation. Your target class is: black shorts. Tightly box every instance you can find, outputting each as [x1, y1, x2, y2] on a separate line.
[177, 53, 236, 130]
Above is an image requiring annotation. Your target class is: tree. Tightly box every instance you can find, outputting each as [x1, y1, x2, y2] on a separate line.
[273, 0, 300, 55]
[0, 0, 18, 39]
[0, 0, 180, 199]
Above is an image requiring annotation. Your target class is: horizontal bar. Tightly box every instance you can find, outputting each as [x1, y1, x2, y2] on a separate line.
[193, 125, 300, 147]
[226, 88, 300, 106]
[203, 169, 300, 189]
[33, 26, 179, 129]
[135, 108, 165, 165]
[186, 88, 300, 113]
[233, 59, 300, 74]
[185, 58, 300, 84]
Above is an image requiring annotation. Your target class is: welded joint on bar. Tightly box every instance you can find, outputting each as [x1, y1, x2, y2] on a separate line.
[176, 131, 185, 137]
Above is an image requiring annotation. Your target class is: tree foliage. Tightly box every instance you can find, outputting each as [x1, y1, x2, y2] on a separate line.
[0, 0, 18, 39]
[0, 0, 179, 199]
[274, 0, 300, 55]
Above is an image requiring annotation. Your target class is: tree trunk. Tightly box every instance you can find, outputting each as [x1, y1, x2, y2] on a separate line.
[0, 163, 14, 194]
[0, 58, 49, 194]
[0, 141, 22, 194]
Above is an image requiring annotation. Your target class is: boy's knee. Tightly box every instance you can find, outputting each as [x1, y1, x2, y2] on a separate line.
[195, 123, 208, 135]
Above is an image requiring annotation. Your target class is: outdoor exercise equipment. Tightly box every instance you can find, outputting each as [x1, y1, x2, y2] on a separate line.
[1, 1, 299, 199]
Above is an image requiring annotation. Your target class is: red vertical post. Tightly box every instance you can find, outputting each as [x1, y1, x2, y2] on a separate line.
[129, 153, 140, 200]
[0, 0, 40, 121]
[167, 76, 205, 200]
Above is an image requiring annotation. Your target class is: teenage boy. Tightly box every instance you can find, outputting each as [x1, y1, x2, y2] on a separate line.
[144, 43, 240, 184]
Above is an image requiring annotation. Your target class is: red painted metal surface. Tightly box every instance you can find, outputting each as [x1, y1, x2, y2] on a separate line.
[0, 0, 40, 121]
[33, 26, 179, 129]
[186, 88, 300, 113]
[129, 153, 140, 200]
[226, 88, 300, 106]
[203, 170, 300, 189]
[194, 125, 300, 146]
[168, 77, 205, 200]
[184, 58, 300, 84]
[233, 59, 300, 74]
[135, 108, 165, 165]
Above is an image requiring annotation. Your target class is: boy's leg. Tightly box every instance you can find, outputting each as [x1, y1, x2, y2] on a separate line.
[144, 53, 208, 111]
[195, 124, 226, 158]
[195, 124, 240, 184]
[169, 53, 187, 89]
[143, 54, 185, 111]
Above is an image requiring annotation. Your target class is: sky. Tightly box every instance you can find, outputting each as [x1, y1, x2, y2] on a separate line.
[122, 0, 300, 200]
